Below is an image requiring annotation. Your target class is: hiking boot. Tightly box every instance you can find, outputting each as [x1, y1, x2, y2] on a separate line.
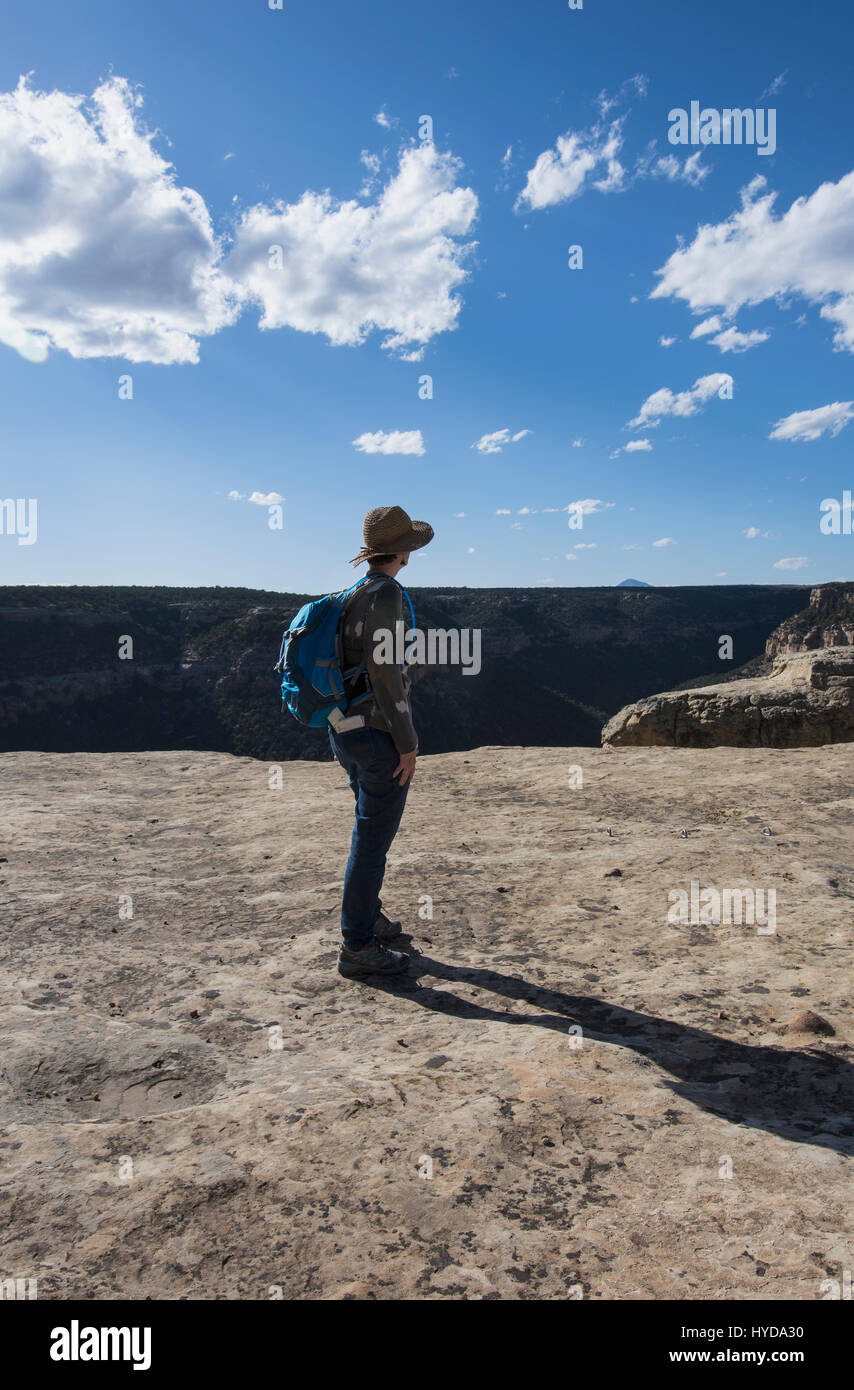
[373, 910, 402, 942]
[337, 938, 410, 978]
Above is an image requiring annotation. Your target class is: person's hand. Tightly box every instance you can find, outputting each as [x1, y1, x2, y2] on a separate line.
[393, 750, 417, 786]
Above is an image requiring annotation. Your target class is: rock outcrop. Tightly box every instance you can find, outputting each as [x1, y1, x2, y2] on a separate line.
[602, 647, 854, 748]
[765, 582, 854, 660]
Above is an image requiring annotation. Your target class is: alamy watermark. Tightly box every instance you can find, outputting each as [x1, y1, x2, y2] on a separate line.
[373, 623, 482, 676]
[820, 491, 854, 533]
[667, 880, 777, 934]
[0, 497, 38, 545]
[668, 103, 776, 156]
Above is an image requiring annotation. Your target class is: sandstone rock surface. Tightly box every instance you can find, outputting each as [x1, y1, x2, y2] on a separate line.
[1, 746, 853, 1299]
[602, 648, 854, 748]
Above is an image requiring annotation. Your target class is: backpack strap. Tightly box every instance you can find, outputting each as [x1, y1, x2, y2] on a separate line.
[395, 580, 416, 666]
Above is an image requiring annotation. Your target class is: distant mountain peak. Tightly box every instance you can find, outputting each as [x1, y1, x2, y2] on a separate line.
[617, 578, 651, 588]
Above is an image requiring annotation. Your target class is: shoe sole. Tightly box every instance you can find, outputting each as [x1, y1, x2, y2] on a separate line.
[337, 960, 409, 978]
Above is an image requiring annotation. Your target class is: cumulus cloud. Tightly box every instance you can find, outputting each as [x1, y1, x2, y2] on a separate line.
[352, 429, 425, 456]
[0, 75, 237, 364]
[574, 499, 613, 515]
[769, 401, 854, 442]
[472, 427, 531, 454]
[227, 140, 478, 362]
[652, 171, 854, 354]
[517, 78, 705, 211]
[249, 490, 283, 505]
[628, 373, 733, 429]
[0, 74, 478, 366]
[742, 526, 769, 539]
[689, 314, 768, 352]
[658, 335, 676, 347]
[611, 438, 654, 457]
[773, 556, 809, 570]
[710, 326, 769, 352]
[635, 149, 708, 188]
[652, 537, 676, 547]
[517, 121, 625, 210]
[690, 316, 724, 338]
[228, 490, 284, 505]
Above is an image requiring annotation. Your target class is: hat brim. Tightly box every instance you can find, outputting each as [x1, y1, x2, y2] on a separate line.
[350, 519, 434, 566]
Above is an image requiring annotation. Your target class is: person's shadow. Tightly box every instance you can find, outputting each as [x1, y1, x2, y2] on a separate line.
[361, 945, 854, 1156]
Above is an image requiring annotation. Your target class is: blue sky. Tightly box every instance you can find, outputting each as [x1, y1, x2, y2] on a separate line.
[1, 0, 853, 592]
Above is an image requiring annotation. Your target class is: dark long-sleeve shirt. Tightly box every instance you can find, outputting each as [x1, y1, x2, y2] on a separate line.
[339, 573, 417, 754]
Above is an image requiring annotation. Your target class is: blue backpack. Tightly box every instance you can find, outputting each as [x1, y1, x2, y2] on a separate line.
[275, 576, 416, 728]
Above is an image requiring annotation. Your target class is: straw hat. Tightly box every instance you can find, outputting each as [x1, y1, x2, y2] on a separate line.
[350, 505, 434, 566]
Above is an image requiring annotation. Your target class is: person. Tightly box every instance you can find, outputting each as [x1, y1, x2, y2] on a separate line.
[331, 505, 434, 979]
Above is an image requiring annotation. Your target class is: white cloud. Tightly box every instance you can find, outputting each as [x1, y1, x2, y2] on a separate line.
[769, 401, 854, 442]
[0, 76, 478, 366]
[248, 490, 284, 505]
[566, 500, 607, 517]
[644, 150, 708, 187]
[652, 537, 676, 547]
[453, 511, 466, 517]
[652, 171, 854, 354]
[564, 553, 578, 560]
[658, 335, 676, 347]
[773, 556, 809, 570]
[352, 429, 425, 456]
[690, 315, 724, 338]
[613, 437, 654, 456]
[501, 145, 513, 168]
[228, 489, 284, 505]
[572, 438, 583, 447]
[742, 526, 769, 539]
[517, 78, 707, 212]
[472, 427, 531, 454]
[467, 546, 475, 553]
[574, 542, 597, 549]
[517, 121, 624, 210]
[628, 373, 733, 429]
[495, 508, 511, 515]
[228, 140, 478, 362]
[374, 109, 394, 128]
[0, 75, 237, 364]
[709, 326, 769, 353]
[690, 314, 768, 352]
[761, 71, 788, 99]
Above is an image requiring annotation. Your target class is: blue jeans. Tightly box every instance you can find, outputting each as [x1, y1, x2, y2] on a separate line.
[329, 724, 410, 949]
